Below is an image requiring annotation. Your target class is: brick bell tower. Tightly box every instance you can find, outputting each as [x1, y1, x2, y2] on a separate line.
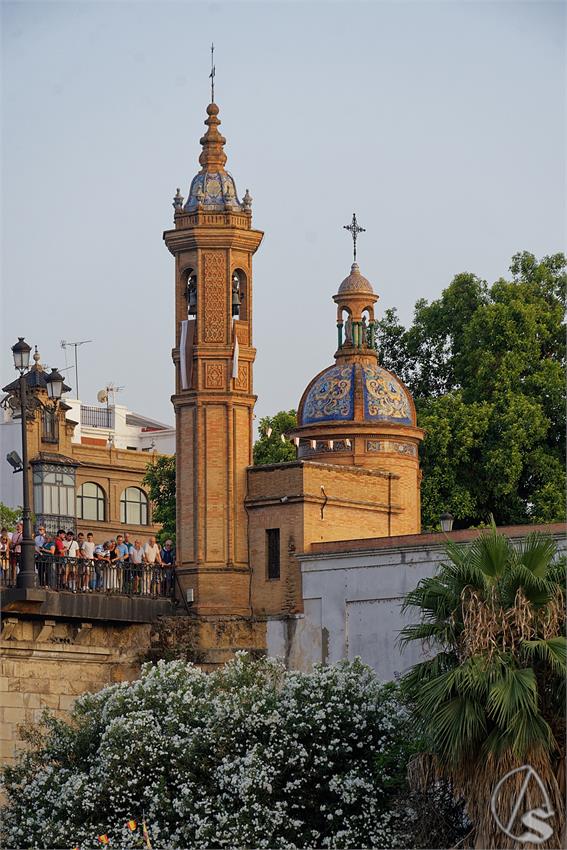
[164, 99, 263, 616]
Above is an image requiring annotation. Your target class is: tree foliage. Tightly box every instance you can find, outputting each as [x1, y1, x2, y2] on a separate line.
[400, 526, 566, 848]
[376, 252, 566, 528]
[0, 502, 20, 531]
[0, 655, 447, 850]
[253, 410, 297, 466]
[143, 455, 176, 544]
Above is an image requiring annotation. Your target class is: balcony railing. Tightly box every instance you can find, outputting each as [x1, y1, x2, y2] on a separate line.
[80, 405, 114, 429]
[1, 555, 174, 599]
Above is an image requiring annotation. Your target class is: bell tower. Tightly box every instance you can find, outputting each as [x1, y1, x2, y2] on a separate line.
[164, 100, 263, 616]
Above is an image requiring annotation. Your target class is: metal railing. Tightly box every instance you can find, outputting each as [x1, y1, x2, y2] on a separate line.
[0, 555, 174, 599]
[80, 405, 114, 429]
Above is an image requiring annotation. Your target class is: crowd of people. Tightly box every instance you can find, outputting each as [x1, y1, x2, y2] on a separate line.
[0, 522, 175, 597]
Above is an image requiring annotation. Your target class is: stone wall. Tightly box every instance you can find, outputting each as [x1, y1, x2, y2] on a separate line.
[0, 618, 151, 765]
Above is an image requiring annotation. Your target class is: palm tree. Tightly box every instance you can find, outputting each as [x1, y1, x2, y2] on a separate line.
[400, 524, 565, 849]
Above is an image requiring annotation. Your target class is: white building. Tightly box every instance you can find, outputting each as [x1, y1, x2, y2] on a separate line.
[0, 399, 174, 510]
[267, 523, 567, 681]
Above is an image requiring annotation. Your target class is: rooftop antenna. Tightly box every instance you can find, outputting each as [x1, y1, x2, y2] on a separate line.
[343, 213, 365, 263]
[105, 383, 125, 406]
[60, 339, 93, 400]
[209, 42, 215, 102]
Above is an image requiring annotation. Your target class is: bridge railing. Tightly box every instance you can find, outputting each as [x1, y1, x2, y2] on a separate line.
[0, 555, 175, 599]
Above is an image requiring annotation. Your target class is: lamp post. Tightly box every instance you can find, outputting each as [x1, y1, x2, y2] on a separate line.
[440, 512, 454, 533]
[11, 338, 65, 590]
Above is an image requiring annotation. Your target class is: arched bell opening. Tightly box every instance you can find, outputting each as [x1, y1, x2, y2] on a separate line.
[361, 307, 376, 350]
[337, 306, 352, 349]
[231, 268, 248, 320]
[183, 267, 198, 317]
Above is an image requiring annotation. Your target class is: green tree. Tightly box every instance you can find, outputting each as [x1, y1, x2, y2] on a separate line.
[0, 503, 20, 531]
[400, 526, 566, 848]
[253, 409, 297, 466]
[376, 252, 566, 528]
[143, 455, 176, 544]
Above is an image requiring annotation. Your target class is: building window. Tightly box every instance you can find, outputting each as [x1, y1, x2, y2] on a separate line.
[41, 409, 58, 443]
[120, 487, 149, 525]
[32, 464, 76, 524]
[77, 482, 106, 522]
[266, 528, 280, 580]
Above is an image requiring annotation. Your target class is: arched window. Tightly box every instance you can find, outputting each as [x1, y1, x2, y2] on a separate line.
[33, 465, 75, 518]
[120, 487, 149, 525]
[77, 482, 105, 521]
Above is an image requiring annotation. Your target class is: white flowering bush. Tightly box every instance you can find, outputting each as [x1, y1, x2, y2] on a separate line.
[1, 655, 420, 849]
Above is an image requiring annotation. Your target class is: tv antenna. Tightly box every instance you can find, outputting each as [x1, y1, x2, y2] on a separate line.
[60, 339, 93, 400]
[97, 383, 124, 406]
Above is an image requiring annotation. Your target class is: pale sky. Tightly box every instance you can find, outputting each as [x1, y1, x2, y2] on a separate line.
[1, 0, 565, 429]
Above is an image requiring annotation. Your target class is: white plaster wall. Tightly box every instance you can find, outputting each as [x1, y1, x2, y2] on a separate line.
[268, 532, 567, 682]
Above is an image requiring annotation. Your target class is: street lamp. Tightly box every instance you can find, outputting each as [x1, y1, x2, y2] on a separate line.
[12, 337, 32, 372]
[45, 368, 64, 401]
[9, 338, 65, 590]
[440, 512, 454, 533]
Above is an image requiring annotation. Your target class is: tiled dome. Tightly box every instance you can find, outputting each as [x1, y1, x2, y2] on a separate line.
[184, 171, 241, 211]
[299, 363, 414, 426]
[338, 263, 374, 295]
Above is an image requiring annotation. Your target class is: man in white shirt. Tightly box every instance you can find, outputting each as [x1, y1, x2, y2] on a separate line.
[129, 539, 144, 593]
[80, 533, 95, 591]
[143, 536, 162, 565]
[64, 531, 80, 591]
[143, 536, 162, 596]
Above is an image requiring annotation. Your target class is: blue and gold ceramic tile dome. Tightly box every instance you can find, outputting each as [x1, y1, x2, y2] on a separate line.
[185, 171, 242, 212]
[301, 365, 355, 424]
[362, 365, 413, 424]
[299, 363, 414, 426]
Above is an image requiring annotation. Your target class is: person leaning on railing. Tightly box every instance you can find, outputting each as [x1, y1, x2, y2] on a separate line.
[143, 536, 162, 596]
[161, 539, 175, 596]
[80, 532, 96, 592]
[128, 539, 144, 594]
[39, 534, 57, 587]
[0, 528, 10, 586]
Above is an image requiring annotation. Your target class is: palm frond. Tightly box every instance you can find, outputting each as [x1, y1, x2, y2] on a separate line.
[501, 562, 556, 607]
[400, 652, 458, 694]
[398, 621, 453, 647]
[517, 533, 559, 578]
[467, 524, 511, 580]
[487, 666, 538, 729]
[521, 637, 567, 674]
[432, 696, 487, 761]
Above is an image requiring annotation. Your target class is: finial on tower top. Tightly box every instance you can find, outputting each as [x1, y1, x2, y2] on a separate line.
[209, 42, 216, 103]
[343, 213, 366, 263]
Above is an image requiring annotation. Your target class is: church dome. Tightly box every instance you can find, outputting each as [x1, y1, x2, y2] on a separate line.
[338, 263, 374, 295]
[298, 362, 414, 426]
[185, 170, 241, 211]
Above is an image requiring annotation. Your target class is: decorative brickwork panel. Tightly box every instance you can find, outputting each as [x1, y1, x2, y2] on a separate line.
[235, 321, 249, 347]
[203, 252, 226, 342]
[205, 361, 225, 389]
[234, 362, 249, 393]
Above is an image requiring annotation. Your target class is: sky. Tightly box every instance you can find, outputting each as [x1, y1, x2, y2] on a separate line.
[1, 0, 565, 430]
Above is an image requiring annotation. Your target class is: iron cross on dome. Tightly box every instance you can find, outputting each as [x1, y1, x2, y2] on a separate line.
[343, 213, 366, 263]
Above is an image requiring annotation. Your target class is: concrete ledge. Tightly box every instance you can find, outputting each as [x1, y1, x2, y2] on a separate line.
[1, 589, 174, 623]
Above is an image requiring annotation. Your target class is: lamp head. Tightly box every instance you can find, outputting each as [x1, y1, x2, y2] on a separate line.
[45, 367, 64, 400]
[12, 337, 32, 372]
